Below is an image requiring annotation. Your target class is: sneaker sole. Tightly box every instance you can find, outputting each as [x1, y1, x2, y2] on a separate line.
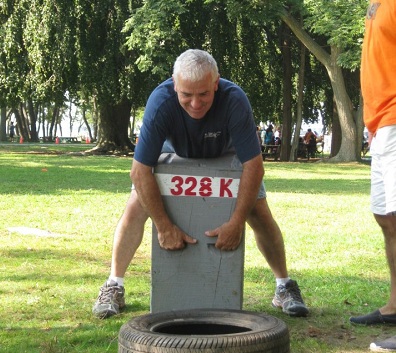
[94, 308, 119, 319]
[272, 300, 309, 317]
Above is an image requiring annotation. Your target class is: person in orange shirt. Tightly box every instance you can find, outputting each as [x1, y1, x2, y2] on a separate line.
[349, 1, 396, 351]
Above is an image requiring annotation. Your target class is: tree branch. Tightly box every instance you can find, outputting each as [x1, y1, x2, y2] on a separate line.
[279, 8, 331, 67]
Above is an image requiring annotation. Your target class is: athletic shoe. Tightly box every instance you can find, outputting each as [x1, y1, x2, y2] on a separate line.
[370, 335, 396, 351]
[272, 279, 309, 317]
[92, 280, 125, 319]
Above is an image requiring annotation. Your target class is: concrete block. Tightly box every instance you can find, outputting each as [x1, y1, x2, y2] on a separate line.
[151, 153, 245, 313]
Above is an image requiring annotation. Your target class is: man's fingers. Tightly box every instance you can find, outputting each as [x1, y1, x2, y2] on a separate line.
[205, 229, 218, 237]
[160, 240, 185, 250]
[183, 234, 198, 244]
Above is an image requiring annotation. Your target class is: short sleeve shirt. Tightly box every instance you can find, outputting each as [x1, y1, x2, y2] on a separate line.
[361, 0, 396, 133]
[134, 78, 261, 167]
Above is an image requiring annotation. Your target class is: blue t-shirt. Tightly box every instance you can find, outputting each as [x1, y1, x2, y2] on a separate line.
[134, 78, 261, 166]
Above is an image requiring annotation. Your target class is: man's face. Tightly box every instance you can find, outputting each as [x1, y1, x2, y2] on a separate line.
[173, 73, 219, 120]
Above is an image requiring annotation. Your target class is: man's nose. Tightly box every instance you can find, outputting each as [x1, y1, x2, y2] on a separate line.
[190, 96, 201, 108]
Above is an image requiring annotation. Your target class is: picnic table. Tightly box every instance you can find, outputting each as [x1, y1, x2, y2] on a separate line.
[296, 141, 324, 159]
[58, 137, 81, 143]
[262, 144, 281, 161]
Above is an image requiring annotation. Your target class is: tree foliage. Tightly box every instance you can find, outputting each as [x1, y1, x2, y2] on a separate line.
[0, 0, 368, 161]
[303, 0, 366, 70]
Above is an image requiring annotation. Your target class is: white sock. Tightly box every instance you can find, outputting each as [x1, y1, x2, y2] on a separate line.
[108, 276, 124, 287]
[276, 277, 290, 287]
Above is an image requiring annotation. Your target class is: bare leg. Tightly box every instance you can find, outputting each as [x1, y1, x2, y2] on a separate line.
[375, 214, 396, 315]
[247, 198, 288, 278]
[247, 198, 308, 316]
[110, 190, 149, 278]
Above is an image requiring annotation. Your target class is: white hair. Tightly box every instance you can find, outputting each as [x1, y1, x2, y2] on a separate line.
[173, 49, 219, 83]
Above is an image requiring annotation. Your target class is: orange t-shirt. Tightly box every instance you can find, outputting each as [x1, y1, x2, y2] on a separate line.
[361, 0, 396, 133]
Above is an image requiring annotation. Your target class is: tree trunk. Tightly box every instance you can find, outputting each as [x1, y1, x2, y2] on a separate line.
[280, 23, 293, 161]
[0, 107, 6, 142]
[281, 11, 357, 162]
[290, 40, 306, 161]
[330, 97, 341, 157]
[49, 106, 60, 140]
[14, 105, 30, 141]
[355, 92, 364, 161]
[93, 98, 134, 154]
[27, 98, 39, 142]
[325, 46, 356, 161]
[81, 107, 93, 142]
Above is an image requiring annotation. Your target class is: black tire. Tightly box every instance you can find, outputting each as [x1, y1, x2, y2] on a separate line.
[118, 308, 289, 353]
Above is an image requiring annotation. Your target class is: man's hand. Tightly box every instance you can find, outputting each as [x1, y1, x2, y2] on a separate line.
[205, 221, 244, 251]
[158, 224, 197, 250]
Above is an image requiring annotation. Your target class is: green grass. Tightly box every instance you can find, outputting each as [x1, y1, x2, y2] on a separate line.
[0, 144, 390, 352]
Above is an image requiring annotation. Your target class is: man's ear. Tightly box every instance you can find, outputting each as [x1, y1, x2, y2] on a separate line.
[214, 75, 220, 91]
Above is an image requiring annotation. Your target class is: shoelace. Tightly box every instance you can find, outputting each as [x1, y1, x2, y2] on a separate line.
[286, 285, 303, 302]
[98, 285, 119, 302]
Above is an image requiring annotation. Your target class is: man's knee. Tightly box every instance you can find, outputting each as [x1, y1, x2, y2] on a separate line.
[124, 191, 149, 221]
[374, 213, 396, 234]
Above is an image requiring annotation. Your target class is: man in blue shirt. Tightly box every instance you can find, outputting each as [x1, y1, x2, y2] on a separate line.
[93, 49, 308, 319]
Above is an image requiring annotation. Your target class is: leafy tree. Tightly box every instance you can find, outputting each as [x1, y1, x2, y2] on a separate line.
[0, 0, 77, 141]
[74, 0, 135, 152]
[0, 0, 366, 160]
[280, 0, 367, 161]
[0, 0, 148, 150]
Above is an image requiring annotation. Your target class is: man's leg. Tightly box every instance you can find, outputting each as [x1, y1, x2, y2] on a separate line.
[93, 190, 148, 319]
[110, 191, 149, 278]
[247, 198, 309, 317]
[365, 215, 396, 351]
[375, 214, 396, 315]
[247, 198, 287, 279]
[367, 127, 396, 349]
[350, 126, 396, 327]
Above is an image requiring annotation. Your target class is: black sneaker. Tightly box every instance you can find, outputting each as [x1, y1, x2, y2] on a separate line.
[92, 280, 125, 319]
[272, 279, 309, 317]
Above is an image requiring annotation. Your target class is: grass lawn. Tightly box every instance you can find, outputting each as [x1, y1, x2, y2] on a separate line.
[0, 143, 391, 352]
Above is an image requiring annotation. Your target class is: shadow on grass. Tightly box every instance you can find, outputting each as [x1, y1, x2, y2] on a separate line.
[0, 156, 370, 195]
[0, 155, 132, 195]
[266, 177, 370, 194]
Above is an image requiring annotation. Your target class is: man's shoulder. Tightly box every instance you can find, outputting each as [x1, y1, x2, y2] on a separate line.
[217, 79, 250, 110]
[219, 78, 242, 91]
[146, 78, 177, 111]
[218, 79, 247, 98]
[151, 78, 175, 98]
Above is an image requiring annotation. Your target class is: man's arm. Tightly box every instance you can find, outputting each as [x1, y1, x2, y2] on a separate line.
[205, 154, 264, 250]
[131, 159, 197, 250]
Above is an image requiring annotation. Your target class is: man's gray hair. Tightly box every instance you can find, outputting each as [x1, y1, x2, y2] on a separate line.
[173, 49, 219, 83]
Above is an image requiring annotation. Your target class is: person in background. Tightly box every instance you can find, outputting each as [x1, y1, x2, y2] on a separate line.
[274, 126, 282, 147]
[264, 125, 274, 146]
[274, 126, 281, 141]
[349, 2, 396, 352]
[9, 122, 15, 142]
[92, 49, 309, 320]
[257, 126, 263, 151]
[303, 128, 315, 145]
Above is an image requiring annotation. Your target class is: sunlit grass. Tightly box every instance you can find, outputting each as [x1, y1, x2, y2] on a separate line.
[0, 145, 388, 352]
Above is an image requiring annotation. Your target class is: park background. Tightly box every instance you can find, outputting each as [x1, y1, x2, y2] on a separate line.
[0, 1, 386, 352]
[1, 0, 366, 162]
